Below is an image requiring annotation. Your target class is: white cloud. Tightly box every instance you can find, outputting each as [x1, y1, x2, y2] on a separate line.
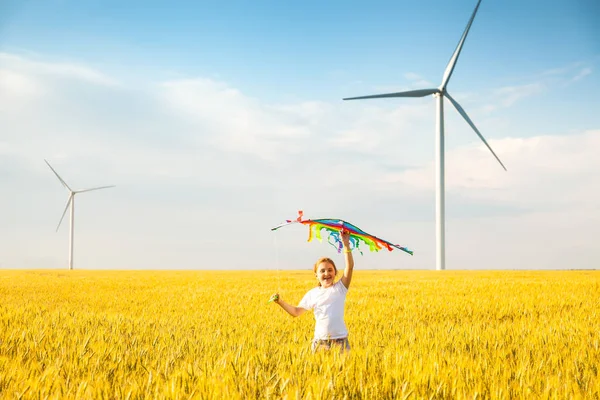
[0, 68, 41, 96]
[494, 83, 544, 107]
[478, 83, 544, 113]
[571, 67, 592, 82]
[0, 52, 598, 270]
[0, 53, 118, 86]
[403, 72, 434, 88]
[160, 78, 315, 162]
[476, 62, 594, 114]
[540, 62, 586, 77]
[379, 130, 600, 209]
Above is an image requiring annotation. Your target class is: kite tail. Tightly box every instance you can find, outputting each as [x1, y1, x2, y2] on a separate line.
[307, 224, 314, 242]
[327, 230, 344, 253]
[350, 236, 363, 255]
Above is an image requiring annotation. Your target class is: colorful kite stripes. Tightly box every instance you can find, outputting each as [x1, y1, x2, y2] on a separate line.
[271, 211, 413, 256]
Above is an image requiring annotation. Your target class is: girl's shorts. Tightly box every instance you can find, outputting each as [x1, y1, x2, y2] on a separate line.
[311, 337, 350, 353]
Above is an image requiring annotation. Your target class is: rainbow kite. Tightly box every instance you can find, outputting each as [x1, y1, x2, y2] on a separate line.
[271, 211, 413, 256]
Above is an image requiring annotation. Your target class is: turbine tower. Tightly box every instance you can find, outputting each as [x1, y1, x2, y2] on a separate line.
[45, 159, 115, 270]
[343, 0, 506, 271]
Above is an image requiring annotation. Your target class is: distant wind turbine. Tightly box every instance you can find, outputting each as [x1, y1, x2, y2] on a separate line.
[343, 0, 506, 271]
[45, 159, 115, 270]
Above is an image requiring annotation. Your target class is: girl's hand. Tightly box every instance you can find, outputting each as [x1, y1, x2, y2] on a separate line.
[268, 293, 280, 304]
[341, 229, 351, 247]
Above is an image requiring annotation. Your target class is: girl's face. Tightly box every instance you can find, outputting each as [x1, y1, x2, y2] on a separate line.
[316, 261, 336, 288]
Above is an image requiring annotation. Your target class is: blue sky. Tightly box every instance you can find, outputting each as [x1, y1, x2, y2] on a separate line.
[1, 1, 599, 270]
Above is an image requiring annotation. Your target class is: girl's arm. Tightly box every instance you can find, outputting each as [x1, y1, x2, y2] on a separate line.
[273, 295, 307, 317]
[341, 230, 355, 289]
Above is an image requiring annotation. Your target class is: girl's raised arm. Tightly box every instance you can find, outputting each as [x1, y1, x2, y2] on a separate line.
[340, 231, 355, 289]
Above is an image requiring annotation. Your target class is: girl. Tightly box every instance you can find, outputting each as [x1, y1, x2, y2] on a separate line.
[272, 230, 354, 352]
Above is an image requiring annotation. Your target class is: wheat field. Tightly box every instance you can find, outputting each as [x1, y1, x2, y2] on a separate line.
[0, 269, 598, 399]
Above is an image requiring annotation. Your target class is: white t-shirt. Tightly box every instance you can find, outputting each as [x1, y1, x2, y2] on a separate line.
[298, 280, 349, 340]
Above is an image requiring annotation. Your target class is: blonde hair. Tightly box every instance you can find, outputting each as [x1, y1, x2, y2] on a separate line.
[313, 257, 337, 286]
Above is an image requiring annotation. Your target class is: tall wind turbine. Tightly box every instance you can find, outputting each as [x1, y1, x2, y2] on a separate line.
[343, 0, 506, 271]
[45, 159, 115, 270]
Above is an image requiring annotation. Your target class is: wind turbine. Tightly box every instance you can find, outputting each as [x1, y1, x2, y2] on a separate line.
[343, 0, 506, 271]
[45, 159, 115, 270]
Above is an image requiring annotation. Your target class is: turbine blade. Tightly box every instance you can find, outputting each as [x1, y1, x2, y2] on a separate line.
[445, 92, 507, 171]
[56, 194, 73, 232]
[343, 88, 439, 101]
[44, 159, 73, 191]
[75, 185, 116, 194]
[440, 0, 482, 90]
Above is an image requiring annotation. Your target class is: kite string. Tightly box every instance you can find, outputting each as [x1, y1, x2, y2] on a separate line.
[274, 232, 281, 295]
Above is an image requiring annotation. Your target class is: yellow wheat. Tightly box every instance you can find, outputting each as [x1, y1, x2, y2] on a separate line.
[0, 270, 598, 399]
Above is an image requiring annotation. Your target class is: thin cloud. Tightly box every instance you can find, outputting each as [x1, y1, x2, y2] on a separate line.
[0, 52, 119, 87]
[403, 72, 434, 88]
[494, 83, 544, 108]
[478, 61, 594, 113]
[571, 67, 592, 82]
[540, 61, 586, 77]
